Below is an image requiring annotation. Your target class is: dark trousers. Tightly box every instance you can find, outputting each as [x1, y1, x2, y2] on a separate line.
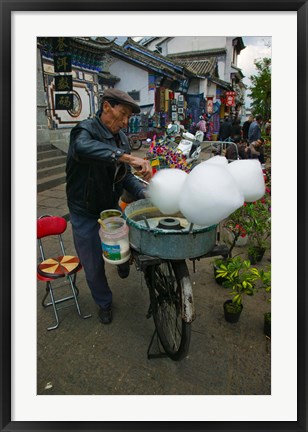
[69, 211, 112, 310]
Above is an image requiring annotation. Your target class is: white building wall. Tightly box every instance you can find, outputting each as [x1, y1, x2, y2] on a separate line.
[144, 36, 242, 84]
[225, 38, 234, 82]
[109, 59, 154, 107]
[165, 36, 227, 54]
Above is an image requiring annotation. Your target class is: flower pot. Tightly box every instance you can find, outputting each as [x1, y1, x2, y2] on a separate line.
[248, 247, 266, 264]
[264, 312, 271, 337]
[223, 300, 243, 323]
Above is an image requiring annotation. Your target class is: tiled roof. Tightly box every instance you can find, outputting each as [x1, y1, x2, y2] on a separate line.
[97, 71, 120, 82]
[171, 57, 217, 77]
[72, 37, 115, 53]
[208, 76, 233, 91]
[110, 37, 198, 80]
[168, 48, 227, 59]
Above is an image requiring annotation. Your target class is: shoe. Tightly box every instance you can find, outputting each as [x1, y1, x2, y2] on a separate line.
[98, 307, 112, 324]
[117, 262, 130, 279]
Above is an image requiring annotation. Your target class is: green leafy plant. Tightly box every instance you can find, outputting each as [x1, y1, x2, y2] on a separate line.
[215, 256, 260, 313]
[222, 205, 249, 258]
[244, 194, 271, 253]
[255, 266, 271, 328]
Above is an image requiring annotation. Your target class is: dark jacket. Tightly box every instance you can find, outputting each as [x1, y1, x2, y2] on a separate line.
[230, 123, 242, 140]
[218, 120, 232, 141]
[66, 111, 145, 218]
[242, 120, 251, 140]
[225, 142, 247, 160]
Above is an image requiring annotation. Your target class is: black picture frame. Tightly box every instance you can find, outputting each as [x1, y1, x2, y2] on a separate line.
[1, 1, 307, 431]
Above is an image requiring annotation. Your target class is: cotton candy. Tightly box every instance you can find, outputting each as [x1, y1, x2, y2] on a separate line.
[204, 155, 228, 166]
[228, 159, 265, 202]
[148, 168, 188, 214]
[179, 163, 244, 226]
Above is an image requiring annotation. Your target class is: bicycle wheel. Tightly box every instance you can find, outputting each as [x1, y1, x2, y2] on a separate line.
[129, 136, 143, 150]
[145, 260, 192, 361]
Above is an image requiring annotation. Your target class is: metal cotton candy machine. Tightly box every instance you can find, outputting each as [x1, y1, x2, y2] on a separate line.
[124, 199, 217, 260]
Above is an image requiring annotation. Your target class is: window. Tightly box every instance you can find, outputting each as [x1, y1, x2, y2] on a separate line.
[128, 90, 140, 101]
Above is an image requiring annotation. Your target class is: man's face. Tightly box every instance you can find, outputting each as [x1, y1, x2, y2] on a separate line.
[102, 101, 133, 134]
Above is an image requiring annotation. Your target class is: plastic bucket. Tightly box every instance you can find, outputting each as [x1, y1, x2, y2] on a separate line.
[99, 217, 130, 265]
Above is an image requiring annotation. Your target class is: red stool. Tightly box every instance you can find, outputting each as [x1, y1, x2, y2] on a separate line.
[37, 215, 91, 330]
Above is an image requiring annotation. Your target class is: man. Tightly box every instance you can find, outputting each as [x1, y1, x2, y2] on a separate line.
[225, 137, 247, 161]
[248, 114, 263, 143]
[242, 115, 253, 140]
[66, 88, 152, 324]
[218, 116, 232, 141]
[248, 137, 265, 163]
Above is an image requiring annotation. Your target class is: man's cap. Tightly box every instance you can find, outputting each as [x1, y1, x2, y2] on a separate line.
[102, 88, 140, 114]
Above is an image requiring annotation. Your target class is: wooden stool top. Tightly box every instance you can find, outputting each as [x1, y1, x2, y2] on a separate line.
[38, 255, 81, 279]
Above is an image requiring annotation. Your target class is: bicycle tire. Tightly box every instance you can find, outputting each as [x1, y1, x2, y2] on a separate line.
[144, 260, 191, 361]
[129, 136, 143, 150]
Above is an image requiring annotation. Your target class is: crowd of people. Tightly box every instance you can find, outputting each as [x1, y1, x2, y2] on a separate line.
[209, 113, 270, 164]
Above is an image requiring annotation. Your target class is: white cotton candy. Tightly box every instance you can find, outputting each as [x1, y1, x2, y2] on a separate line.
[179, 163, 244, 226]
[228, 159, 265, 202]
[204, 156, 228, 166]
[148, 168, 188, 214]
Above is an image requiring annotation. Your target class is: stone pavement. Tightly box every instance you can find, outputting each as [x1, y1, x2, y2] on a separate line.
[37, 148, 271, 396]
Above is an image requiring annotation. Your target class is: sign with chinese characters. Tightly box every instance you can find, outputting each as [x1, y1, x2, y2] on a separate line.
[225, 91, 236, 107]
[54, 55, 72, 73]
[55, 94, 74, 110]
[55, 75, 73, 91]
[52, 37, 70, 54]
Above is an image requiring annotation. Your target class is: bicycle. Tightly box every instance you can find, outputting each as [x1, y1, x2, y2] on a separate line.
[125, 200, 229, 361]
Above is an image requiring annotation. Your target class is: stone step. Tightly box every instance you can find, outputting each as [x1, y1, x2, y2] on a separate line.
[37, 149, 64, 160]
[37, 143, 53, 152]
[37, 155, 67, 170]
[37, 173, 66, 193]
[37, 163, 66, 180]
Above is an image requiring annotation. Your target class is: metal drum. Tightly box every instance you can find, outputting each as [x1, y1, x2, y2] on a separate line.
[124, 199, 217, 260]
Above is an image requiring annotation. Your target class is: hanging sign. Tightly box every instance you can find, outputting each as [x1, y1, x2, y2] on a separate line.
[206, 97, 214, 113]
[52, 37, 70, 54]
[55, 94, 74, 110]
[225, 92, 236, 107]
[54, 55, 72, 73]
[55, 75, 73, 91]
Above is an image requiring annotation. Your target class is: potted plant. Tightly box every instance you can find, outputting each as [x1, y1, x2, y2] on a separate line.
[215, 256, 260, 323]
[213, 206, 249, 284]
[255, 266, 271, 337]
[244, 193, 271, 264]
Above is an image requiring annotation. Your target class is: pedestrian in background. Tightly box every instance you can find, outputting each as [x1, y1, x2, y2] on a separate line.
[242, 115, 254, 140]
[230, 118, 242, 142]
[218, 116, 232, 141]
[248, 114, 263, 143]
[225, 137, 247, 161]
[196, 115, 207, 141]
[66, 88, 152, 325]
[247, 137, 265, 163]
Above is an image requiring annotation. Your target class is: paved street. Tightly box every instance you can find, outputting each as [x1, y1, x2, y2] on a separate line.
[37, 145, 271, 396]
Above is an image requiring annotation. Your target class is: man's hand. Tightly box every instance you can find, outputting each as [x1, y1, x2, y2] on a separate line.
[119, 154, 153, 182]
